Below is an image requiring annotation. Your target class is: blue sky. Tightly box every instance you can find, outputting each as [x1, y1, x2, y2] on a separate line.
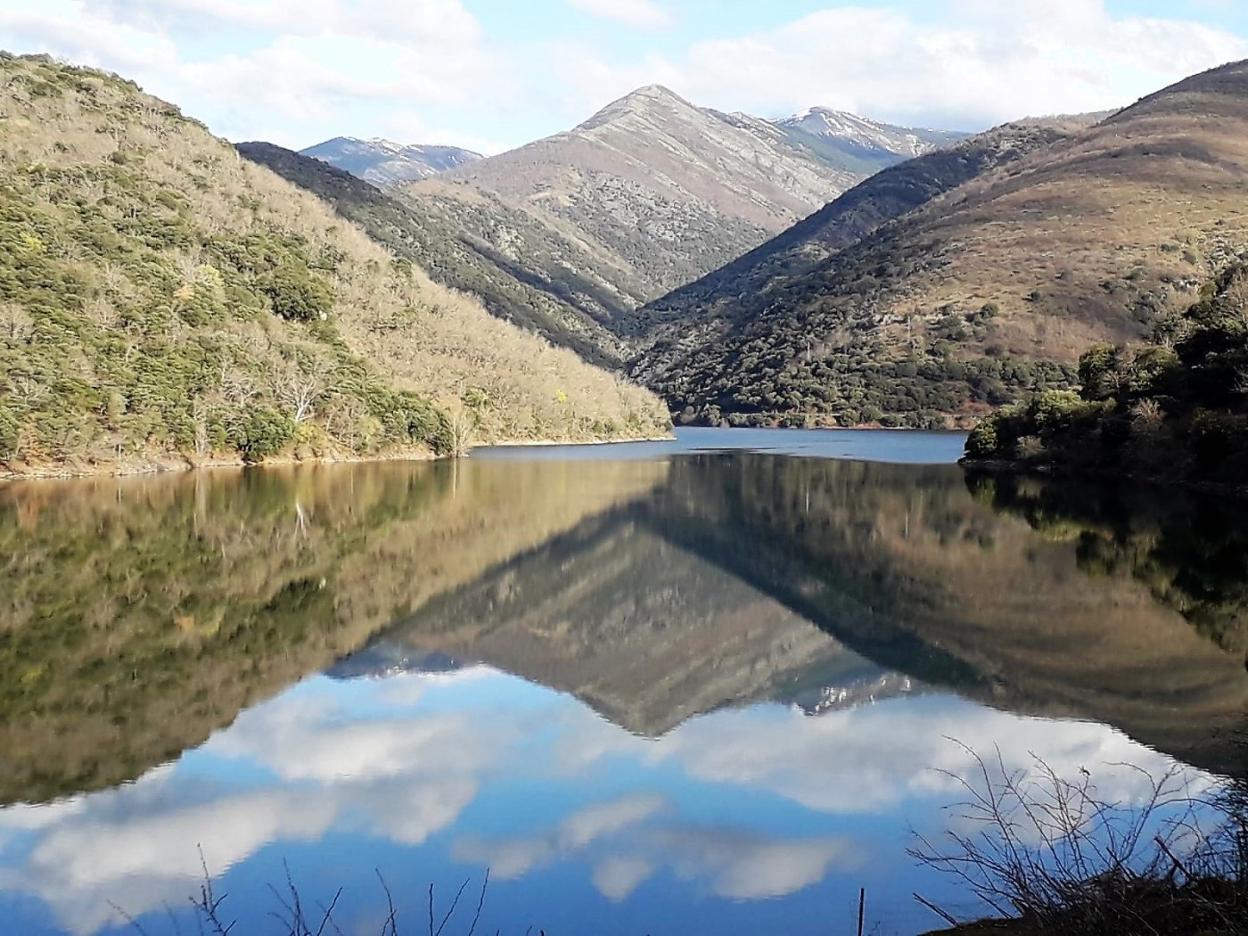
[2, 1, 1247, 152]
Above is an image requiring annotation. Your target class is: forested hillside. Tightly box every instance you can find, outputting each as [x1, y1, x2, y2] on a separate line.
[237, 142, 629, 367]
[0, 54, 668, 476]
[632, 61, 1248, 429]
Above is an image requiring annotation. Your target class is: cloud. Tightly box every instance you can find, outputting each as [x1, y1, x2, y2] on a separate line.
[0, 668, 1219, 934]
[546, 1, 1248, 131]
[0, 0, 501, 148]
[5, 0, 1244, 152]
[452, 792, 666, 878]
[567, 0, 671, 30]
[592, 855, 652, 900]
[650, 825, 858, 900]
[652, 698, 1202, 816]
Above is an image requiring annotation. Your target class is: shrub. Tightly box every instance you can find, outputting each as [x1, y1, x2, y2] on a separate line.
[256, 264, 333, 322]
[227, 406, 295, 461]
[965, 418, 1001, 459]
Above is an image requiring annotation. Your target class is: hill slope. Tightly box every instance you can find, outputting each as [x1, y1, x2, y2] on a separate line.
[630, 119, 1092, 342]
[410, 85, 892, 304]
[633, 61, 1248, 429]
[0, 54, 667, 476]
[237, 142, 629, 367]
[300, 136, 481, 186]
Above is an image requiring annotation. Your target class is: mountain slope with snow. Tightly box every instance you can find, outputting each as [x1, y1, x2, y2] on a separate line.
[301, 136, 482, 186]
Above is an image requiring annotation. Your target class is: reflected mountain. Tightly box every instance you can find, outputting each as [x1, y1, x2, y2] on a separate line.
[3, 451, 1248, 807]
[386, 503, 913, 736]
[0, 459, 665, 803]
[381, 455, 1248, 775]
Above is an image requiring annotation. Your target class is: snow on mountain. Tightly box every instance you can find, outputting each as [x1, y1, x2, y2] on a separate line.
[300, 136, 483, 187]
[777, 106, 967, 166]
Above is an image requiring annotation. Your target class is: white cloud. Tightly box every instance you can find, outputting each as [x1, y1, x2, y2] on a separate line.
[1, 0, 1244, 151]
[592, 854, 652, 900]
[0, 0, 501, 148]
[0, 668, 1221, 934]
[567, 0, 671, 30]
[545, 1, 1248, 132]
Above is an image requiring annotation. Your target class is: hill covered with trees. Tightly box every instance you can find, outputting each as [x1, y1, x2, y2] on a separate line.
[0, 54, 668, 477]
[237, 142, 630, 369]
[965, 263, 1248, 490]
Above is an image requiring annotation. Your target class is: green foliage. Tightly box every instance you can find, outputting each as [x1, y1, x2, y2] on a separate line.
[227, 406, 296, 460]
[965, 265, 1248, 488]
[0, 54, 464, 470]
[256, 263, 333, 322]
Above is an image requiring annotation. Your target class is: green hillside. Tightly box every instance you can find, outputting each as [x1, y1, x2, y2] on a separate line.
[0, 54, 668, 477]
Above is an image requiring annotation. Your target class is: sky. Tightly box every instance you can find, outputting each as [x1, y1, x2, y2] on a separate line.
[2, 0, 1248, 154]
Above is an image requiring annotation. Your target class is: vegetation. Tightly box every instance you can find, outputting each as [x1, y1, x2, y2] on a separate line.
[632, 60, 1248, 428]
[425, 84, 866, 306]
[965, 264, 1248, 490]
[237, 142, 632, 368]
[0, 54, 667, 477]
[965, 470, 1248, 664]
[0, 457, 665, 803]
[914, 748, 1248, 935]
[631, 121, 1083, 340]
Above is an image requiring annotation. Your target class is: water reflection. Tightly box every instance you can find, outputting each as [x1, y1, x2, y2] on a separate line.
[0, 443, 1246, 935]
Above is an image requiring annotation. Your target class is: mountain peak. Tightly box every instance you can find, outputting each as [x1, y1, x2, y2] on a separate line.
[576, 84, 697, 130]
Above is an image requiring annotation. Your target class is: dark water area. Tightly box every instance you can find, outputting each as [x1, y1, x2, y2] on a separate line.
[1, 429, 1245, 935]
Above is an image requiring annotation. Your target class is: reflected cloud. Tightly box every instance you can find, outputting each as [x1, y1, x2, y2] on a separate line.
[650, 825, 857, 900]
[0, 668, 1216, 934]
[592, 855, 652, 900]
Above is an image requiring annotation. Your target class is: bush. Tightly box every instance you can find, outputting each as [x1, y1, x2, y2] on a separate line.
[256, 264, 333, 322]
[227, 406, 296, 461]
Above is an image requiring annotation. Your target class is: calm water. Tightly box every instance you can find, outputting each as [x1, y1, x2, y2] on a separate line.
[1, 429, 1246, 935]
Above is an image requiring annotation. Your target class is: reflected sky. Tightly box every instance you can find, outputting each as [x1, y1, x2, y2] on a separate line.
[0, 666, 1209, 936]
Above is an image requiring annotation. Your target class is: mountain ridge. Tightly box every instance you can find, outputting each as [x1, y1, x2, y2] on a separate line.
[408, 84, 966, 309]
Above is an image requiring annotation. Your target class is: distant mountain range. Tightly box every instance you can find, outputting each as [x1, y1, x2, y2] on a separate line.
[778, 106, 966, 172]
[405, 86, 966, 306]
[300, 136, 482, 186]
[279, 90, 971, 374]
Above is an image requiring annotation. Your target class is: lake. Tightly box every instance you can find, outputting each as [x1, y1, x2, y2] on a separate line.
[1, 428, 1245, 935]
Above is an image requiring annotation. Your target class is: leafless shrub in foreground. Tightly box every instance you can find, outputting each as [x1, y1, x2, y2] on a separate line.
[909, 741, 1248, 934]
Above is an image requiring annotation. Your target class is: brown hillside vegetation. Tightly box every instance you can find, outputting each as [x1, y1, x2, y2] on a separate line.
[630, 118, 1097, 340]
[633, 61, 1248, 429]
[0, 54, 668, 478]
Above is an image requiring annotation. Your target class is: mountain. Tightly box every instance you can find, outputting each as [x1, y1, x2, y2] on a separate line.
[387, 503, 902, 736]
[408, 85, 924, 305]
[0, 54, 667, 476]
[778, 107, 966, 174]
[631, 60, 1248, 430]
[300, 136, 482, 186]
[238, 142, 632, 367]
[628, 118, 1093, 344]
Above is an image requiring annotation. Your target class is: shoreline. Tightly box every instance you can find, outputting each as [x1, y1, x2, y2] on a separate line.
[0, 433, 677, 484]
[961, 457, 1248, 499]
